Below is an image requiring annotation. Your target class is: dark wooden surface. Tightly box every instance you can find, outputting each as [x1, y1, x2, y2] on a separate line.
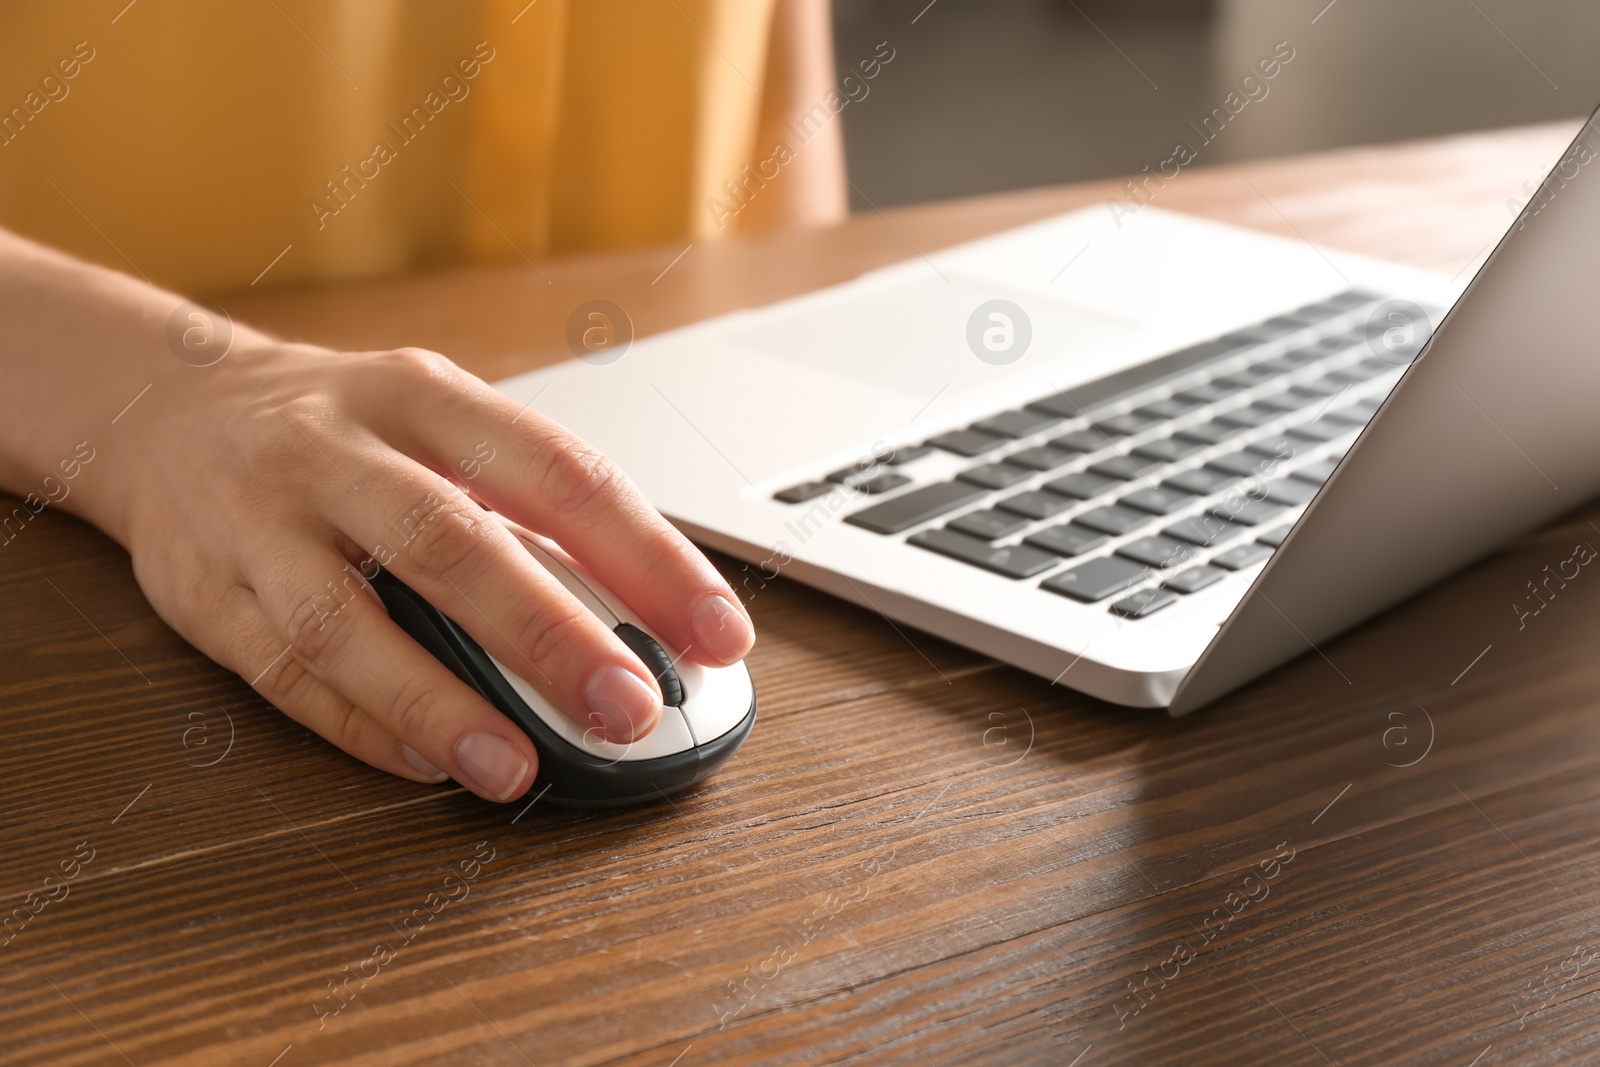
[6, 120, 1600, 1066]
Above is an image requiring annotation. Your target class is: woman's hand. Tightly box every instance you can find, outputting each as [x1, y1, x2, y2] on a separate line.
[101, 339, 755, 803]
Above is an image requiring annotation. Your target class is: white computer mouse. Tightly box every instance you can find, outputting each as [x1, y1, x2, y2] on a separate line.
[373, 525, 756, 808]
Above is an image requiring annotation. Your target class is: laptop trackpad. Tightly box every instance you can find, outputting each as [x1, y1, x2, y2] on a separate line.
[524, 342, 952, 488]
[722, 273, 1138, 400]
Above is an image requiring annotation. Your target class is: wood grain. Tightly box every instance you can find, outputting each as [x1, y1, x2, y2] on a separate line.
[3, 119, 1597, 1067]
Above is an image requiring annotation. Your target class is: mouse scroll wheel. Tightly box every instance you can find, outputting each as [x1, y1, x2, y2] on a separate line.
[613, 624, 685, 707]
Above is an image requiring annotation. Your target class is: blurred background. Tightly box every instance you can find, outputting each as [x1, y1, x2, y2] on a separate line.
[3, 0, 1594, 291]
[832, 0, 1600, 209]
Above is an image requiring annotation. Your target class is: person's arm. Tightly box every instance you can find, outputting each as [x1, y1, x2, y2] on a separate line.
[740, 0, 849, 234]
[0, 227, 755, 802]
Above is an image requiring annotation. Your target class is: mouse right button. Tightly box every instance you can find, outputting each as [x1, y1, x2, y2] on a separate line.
[676, 660, 755, 744]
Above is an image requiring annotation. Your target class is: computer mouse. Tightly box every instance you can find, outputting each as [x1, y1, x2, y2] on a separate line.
[371, 524, 756, 808]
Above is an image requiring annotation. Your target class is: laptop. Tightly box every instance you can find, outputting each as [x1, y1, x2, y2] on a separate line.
[495, 113, 1600, 715]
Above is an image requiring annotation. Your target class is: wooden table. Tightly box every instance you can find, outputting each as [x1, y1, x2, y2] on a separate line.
[6, 120, 1598, 1066]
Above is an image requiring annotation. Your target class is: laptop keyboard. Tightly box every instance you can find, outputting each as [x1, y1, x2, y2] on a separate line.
[772, 290, 1428, 620]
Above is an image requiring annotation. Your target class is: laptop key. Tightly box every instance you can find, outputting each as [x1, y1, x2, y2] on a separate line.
[1207, 451, 1275, 477]
[949, 509, 1029, 540]
[1133, 437, 1206, 464]
[1025, 523, 1109, 557]
[1295, 376, 1346, 396]
[1251, 355, 1302, 375]
[853, 473, 912, 495]
[1323, 367, 1371, 386]
[1213, 369, 1279, 390]
[845, 481, 987, 534]
[1279, 346, 1327, 365]
[1074, 504, 1155, 536]
[1109, 588, 1180, 619]
[1088, 455, 1154, 481]
[1326, 358, 1394, 384]
[998, 489, 1074, 520]
[1215, 404, 1281, 428]
[1164, 514, 1250, 547]
[959, 462, 1034, 490]
[971, 409, 1062, 438]
[1287, 301, 1344, 323]
[1213, 541, 1274, 571]
[1045, 470, 1121, 500]
[1006, 445, 1078, 472]
[1120, 486, 1196, 515]
[927, 429, 1007, 457]
[1176, 382, 1239, 404]
[885, 444, 936, 465]
[1280, 312, 1328, 329]
[1163, 467, 1239, 496]
[1301, 291, 1371, 315]
[1164, 565, 1228, 594]
[908, 529, 1061, 579]
[1291, 458, 1339, 483]
[1325, 405, 1374, 426]
[1210, 498, 1286, 527]
[1093, 412, 1160, 436]
[1256, 387, 1325, 413]
[1175, 419, 1246, 446]
[1310, 338, 1358, 360]
[828, 466, 910, 492]
[1257, 524, 1294, 548]
[1137, 396, 1204, 419]
[1262, 478, 1318, 506]
[1331, 363, 1395, 383]
[774, 481, 834, 503]
[1226, 317, 1302, 343]
[1324, 326, 1371, 347]
[1026, 394, 1087, 419]
[1041, 556, 1150, 602]
[1050, 429, 1114, 453]
[1246, 434, 1307, 464]
[1344, 289, 1384, 306]
[1288, 419, 1355, 443]
[1117, 535, 1200, 570]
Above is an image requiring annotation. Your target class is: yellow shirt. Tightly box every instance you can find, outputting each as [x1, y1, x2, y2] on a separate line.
[0, 0, 811, 292]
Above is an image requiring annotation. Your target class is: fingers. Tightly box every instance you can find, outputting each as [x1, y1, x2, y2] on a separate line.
[256, 647, 450, 785]
[177, 583, 447, 785]
[366, 351, 755, 668]
[319, 451, 666, 744]
[245, 543, 540, 803]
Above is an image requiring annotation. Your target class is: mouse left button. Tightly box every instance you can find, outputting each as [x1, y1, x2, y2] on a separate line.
[613, 623, 685, 707]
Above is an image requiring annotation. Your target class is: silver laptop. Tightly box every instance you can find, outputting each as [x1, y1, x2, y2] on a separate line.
[496, 113, 1600, 715]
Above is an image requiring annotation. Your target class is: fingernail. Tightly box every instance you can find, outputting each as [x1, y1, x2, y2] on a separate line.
[691, 594, 754, 664]
[401, 744, 449, 782]
[454, 733, 530, 801]
[585, 664, 662, 743]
